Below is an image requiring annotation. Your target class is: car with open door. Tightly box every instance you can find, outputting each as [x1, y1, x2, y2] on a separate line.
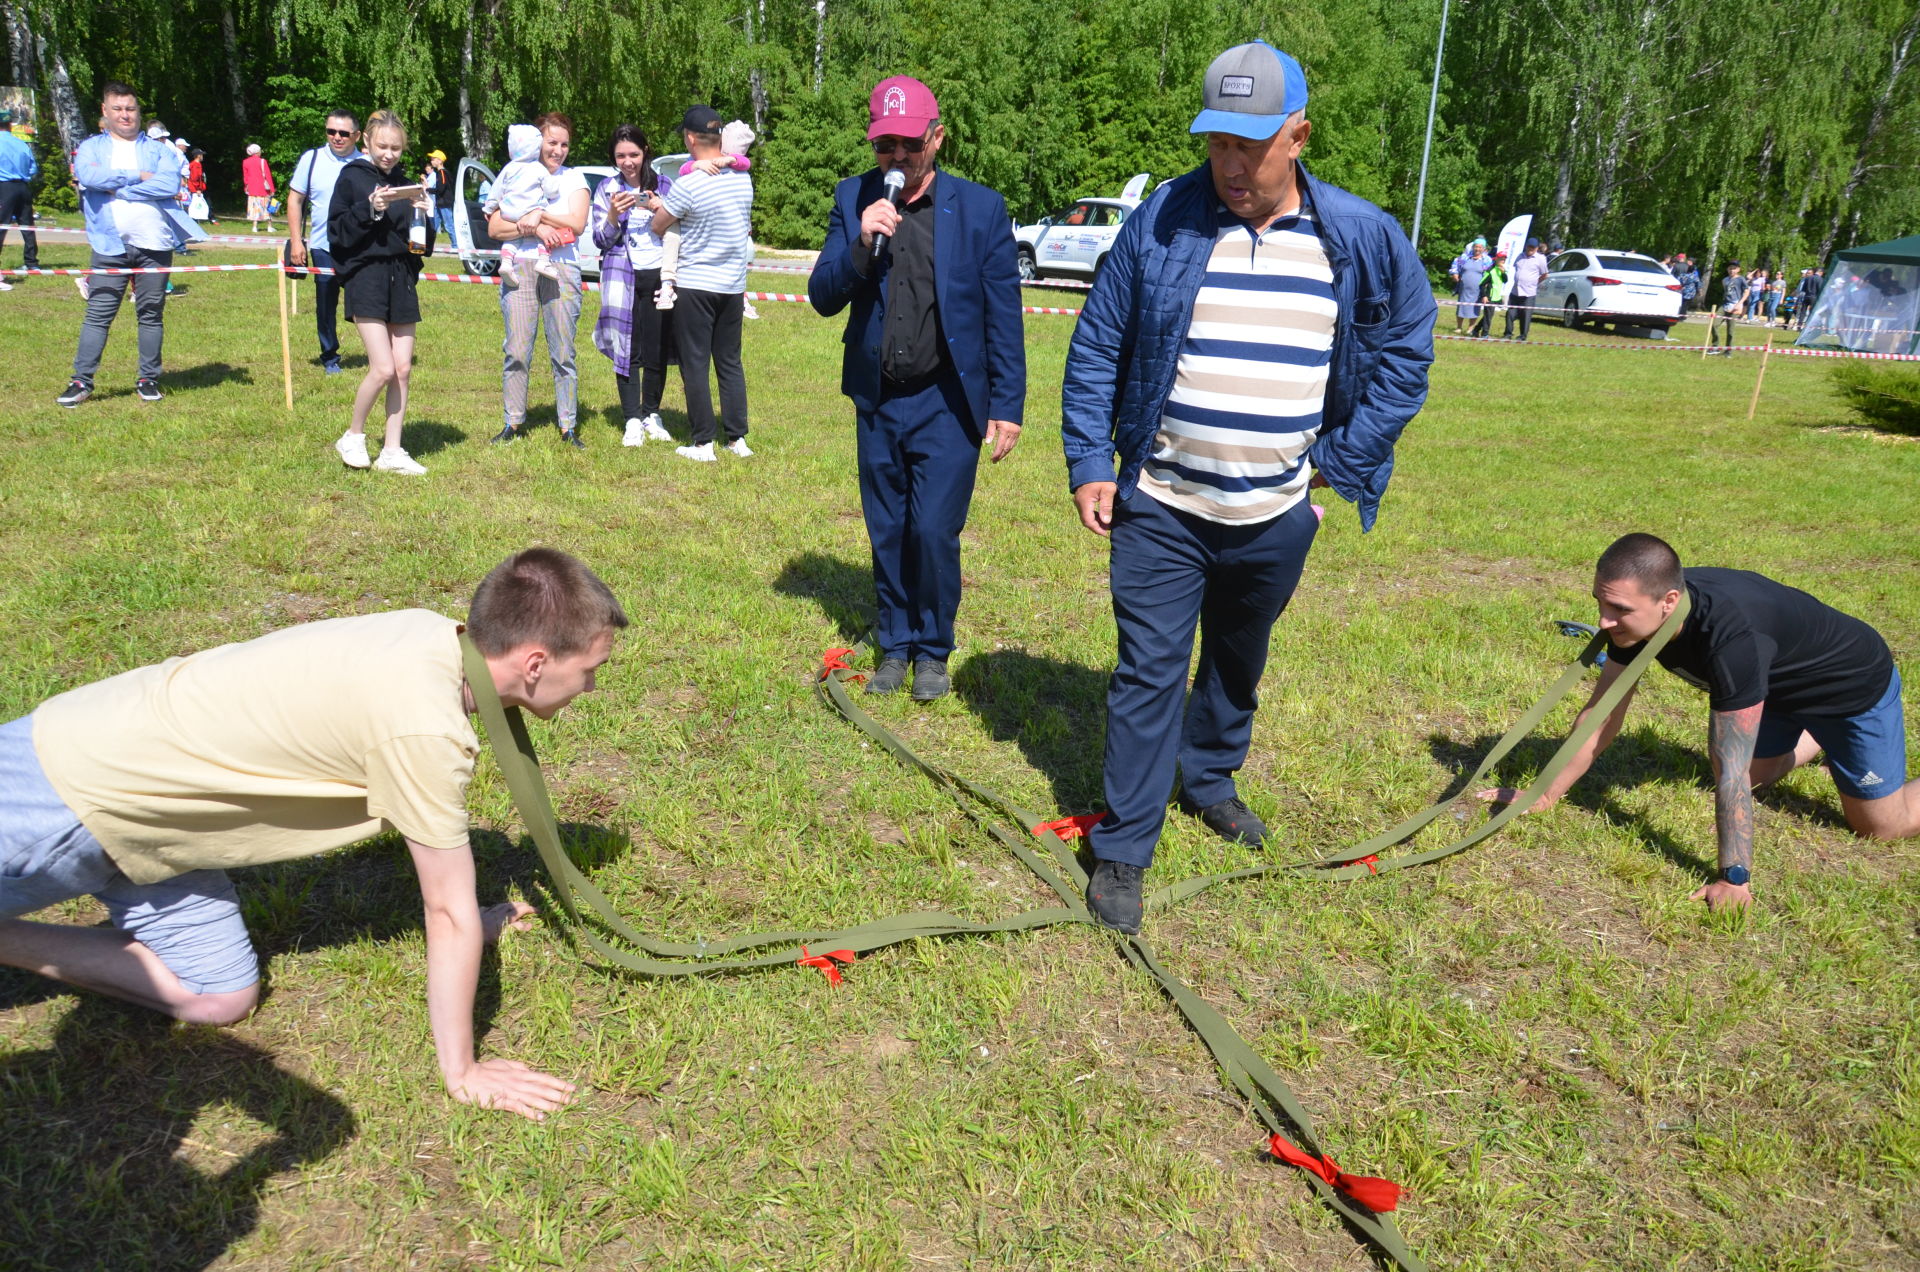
[1012, 173, 1153, 282]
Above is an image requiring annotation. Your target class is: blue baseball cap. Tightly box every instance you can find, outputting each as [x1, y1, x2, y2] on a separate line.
[1189, 41, 1309, 140]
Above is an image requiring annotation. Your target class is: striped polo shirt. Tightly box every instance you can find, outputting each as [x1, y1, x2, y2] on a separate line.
[661, 168, 754, 294]
[1137, 199, 1335, 524]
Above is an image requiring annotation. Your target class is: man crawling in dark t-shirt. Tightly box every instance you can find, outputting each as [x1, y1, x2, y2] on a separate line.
[1482, 533, 1917, 910]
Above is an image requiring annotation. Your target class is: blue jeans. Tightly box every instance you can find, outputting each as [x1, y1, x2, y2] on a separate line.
[310, 246, 343, 367]
[1088, 491, 1320, 868]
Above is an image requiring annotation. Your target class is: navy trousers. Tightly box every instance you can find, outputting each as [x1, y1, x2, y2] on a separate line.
[310, 247, 343, 368]
[857, 372, 981, 662]
[1089, 489, 1319, 869]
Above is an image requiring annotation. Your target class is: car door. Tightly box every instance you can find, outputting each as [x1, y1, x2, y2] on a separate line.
[1045, 201, 1098, 274]
[1542, 252, 1580, 309]
[452, 157, 501, 275]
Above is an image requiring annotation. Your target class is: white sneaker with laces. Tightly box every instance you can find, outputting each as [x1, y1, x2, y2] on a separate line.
[675, 442, 716, 462]
[622, 417, 648, 447]
[741, 299, 760, 320]
[642, 412, 671, 441]
[725, 438, 754, 458]
[373, 446, 427, 475]
[655, 280, 678, 310]
[0, 278, 12, 291]
[335, 430, 371, 469]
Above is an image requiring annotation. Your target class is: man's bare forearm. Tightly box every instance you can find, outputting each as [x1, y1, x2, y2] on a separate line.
[1710, 704, 1763, 873]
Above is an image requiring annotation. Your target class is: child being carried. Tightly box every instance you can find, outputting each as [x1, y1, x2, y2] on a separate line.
[485, 124, 568, 283]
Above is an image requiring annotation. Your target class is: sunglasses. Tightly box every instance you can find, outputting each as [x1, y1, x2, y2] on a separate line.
[326, 128, 355, 138]
[871, 136, 928, 155]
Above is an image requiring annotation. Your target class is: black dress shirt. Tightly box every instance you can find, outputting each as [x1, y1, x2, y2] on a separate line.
[855, 181, 945, 386]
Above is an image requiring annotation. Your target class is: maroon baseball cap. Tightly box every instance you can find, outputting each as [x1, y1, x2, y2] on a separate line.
[868, 76, 939, 140]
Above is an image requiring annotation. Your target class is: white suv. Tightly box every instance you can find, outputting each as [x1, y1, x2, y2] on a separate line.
[1538, 249, 1684, 332]
[1013, 174, 1153, 282]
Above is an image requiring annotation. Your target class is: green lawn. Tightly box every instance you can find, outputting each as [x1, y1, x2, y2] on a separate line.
[1, 236, 1916, 1272]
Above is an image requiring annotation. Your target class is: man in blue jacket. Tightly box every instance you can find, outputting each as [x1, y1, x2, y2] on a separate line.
[57, 81, 206, 407]
[809, 76, 1026, 700]
[1061, 41, 1435, 932]
[0, 107, 40, 287]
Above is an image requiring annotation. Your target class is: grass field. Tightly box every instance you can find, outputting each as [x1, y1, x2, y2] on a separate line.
[1, 232, 1916, 1272]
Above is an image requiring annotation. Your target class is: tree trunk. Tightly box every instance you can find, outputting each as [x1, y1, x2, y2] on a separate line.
[1820, 6, 1917, 259]
[3, 0, 35, 90]
[746, 0, 766, 136]
[459, 0, 496, 159]
[1585, 86, 1632, 240]
[219, 1, 250, 130]
[1703, 187, 1727, 283]
[813, 0, 826, 94]
[1550, 92, 1580, 244]
[32, 23, 84, 158]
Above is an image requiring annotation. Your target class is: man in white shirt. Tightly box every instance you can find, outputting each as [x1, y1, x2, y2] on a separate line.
[285, 110, 363, 375]
[57, 82, 206, 408]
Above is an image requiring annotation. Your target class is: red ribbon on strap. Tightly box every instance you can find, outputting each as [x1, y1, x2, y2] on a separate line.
[1266, 1133, 1402, 1212]
[1034, 813, 1105, 840]
[797, 945, 857, 985]
[1356, 854, 1380, 875]
[820, 648, 866, 683]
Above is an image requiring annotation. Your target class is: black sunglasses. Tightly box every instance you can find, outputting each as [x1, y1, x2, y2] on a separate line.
[871, 136, 928, 155]
[326, 128, 355, 138]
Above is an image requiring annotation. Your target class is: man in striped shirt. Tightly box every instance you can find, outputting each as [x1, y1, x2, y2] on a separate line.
[1061, 42, 1436, 932]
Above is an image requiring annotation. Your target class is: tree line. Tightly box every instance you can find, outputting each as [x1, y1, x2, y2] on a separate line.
[2, 0, 1913, 275]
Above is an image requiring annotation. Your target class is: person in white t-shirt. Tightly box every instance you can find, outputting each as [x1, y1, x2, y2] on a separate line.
[487, 112, 592, 449]
[0, 547, 626, 1121]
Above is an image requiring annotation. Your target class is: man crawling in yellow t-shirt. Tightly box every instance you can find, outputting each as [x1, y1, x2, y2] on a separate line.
[0, 547, 625, 1122]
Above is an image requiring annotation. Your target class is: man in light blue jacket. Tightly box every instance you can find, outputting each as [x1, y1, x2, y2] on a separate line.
[1060, 41, 1435, 932]
[57, 80, 206, 408]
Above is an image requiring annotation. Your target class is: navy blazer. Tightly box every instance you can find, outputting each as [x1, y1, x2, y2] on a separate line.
[809, 167, 1026, 434]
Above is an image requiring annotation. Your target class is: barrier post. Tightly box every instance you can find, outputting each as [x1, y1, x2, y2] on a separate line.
[276, 263, 294, 410]
[1746, 332, 1774, 421]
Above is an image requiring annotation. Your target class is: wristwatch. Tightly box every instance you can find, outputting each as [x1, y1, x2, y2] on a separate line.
[1720, 865, 1751, 887]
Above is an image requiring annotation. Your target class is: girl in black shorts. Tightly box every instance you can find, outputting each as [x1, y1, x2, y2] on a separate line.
[328, 109, 432, 475]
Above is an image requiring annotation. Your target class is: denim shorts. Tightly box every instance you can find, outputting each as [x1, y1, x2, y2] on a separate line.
[0, 715, 259, 994]
[1756, 668, 1909, 801]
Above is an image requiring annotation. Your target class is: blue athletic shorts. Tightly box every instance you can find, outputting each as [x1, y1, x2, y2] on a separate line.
[0, 714, 259, 995]
[1756, 668, 1908, 801]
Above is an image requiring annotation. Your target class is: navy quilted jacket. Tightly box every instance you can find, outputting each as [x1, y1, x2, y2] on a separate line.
[1060, 161, 1436, 531]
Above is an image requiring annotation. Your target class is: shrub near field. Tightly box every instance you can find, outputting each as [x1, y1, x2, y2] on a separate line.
[1830, 359, 1920, 436]
[0, 244, 1917, 1272]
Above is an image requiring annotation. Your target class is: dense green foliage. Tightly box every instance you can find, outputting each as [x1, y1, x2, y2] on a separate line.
[2, 0, 1914, 268]
[1830, 358, 1920, 434]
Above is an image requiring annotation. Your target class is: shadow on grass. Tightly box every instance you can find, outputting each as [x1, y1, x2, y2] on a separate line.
[773, 550, 874, 644]
[402, 418, 466, 458]
[168, 361, 253, 392]
[952, 648, 1108, 814]
[0, 998, 355, 1272]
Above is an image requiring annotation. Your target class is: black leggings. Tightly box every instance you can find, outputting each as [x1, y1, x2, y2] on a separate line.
[616, 365, 666, 420]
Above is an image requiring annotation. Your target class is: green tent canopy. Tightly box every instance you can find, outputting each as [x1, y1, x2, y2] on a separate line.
[1798, 235, 1920, 357]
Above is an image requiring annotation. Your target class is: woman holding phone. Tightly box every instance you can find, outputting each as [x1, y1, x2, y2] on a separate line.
[590, 124, 677, 447]
[328, 109, 434, 475]
[487, 111, 591, 449]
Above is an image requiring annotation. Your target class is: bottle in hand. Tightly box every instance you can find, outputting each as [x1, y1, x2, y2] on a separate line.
[408, 205, 428, 256]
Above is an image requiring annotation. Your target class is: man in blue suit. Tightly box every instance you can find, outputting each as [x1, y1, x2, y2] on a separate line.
[809, 76, 1026, 700]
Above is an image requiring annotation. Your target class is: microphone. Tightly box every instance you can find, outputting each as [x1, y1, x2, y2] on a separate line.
[872, 168, 907, 258]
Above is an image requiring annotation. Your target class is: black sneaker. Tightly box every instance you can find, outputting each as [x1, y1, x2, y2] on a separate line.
[1184, 794, 1268, 847]
[56, 379, 92, 408]
[490, 425, 521, 445]
[909, 658, 950, 700]
[1086, 859, 1144, 933]
[561, 428, 586, 450]
[135, 378, 162, 402]
[865, 658, 909, 695]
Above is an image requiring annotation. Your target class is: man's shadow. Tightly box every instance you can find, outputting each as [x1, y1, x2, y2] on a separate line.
[399, 418, 465, 458]
[951, 649, 1110, 814]
[1428, 727, 1850, 879]
[0, 998, 356, 1272]
[773, 550, 874, 644]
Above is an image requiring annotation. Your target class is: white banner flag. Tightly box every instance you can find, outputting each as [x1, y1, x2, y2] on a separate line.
[1495, 214, 1533, 263]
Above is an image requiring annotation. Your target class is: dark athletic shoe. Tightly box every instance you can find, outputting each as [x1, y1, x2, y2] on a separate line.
[56, 379, 92, 408]
[561, 428, 586, 450]
[909, 658, 950, 700]
[865, 658, 910, 695]
[135, 378, 162, 402]
[1185, 794, 1268, 847]
[323, 360, 344, 376]
[1086, 859, 1144, 934]
[490, 425, 521, 445]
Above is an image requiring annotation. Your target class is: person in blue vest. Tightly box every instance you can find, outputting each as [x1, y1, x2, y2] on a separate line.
[809, 75, 1027, 701]
[0, 107, 40, 289]
[56, 81, 207, 408]
[1061, 41, 1435, 932]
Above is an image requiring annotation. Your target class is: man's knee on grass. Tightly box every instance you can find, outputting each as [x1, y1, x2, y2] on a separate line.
[170, 979, 260, 1026]
[1840, 785, 1920, 842]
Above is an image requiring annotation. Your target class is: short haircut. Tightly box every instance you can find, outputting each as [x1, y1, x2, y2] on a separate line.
[1595, 533, 1684, 598]
[686, 127, 722, 146]
[468, 548, 628, 657]
[100, 81, 138, 105]
[365, 108, 407, 149]
[607, 123, 658, 191]
[534, 110, 574, 140]
[327, 108, 360, 130]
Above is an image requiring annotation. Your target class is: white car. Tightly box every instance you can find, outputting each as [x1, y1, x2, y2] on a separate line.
[1537, 248, 1684, 332]
[1014, 174, 1152, 282]
[450, 153, 688, 278]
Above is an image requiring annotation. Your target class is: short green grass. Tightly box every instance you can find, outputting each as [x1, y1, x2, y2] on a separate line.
[1, 235, 1916, 1271]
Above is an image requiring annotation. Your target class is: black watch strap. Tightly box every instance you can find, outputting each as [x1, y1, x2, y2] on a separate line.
[1720, 865, 1751, 886]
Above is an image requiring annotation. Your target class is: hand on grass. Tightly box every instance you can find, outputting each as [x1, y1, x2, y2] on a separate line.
[448, 1058, 577, 1120]
[1074, 481, 1117, 537]
[1689, 879, 1753, 911]
[1477, 787, 1557, 814]
[480, 899, 537, 945]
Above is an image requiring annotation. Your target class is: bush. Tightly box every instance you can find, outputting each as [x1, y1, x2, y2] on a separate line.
[1829, 359, 1920, 435]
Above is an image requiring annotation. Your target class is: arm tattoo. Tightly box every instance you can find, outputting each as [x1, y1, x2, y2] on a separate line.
[1710, 704, 1764, 874]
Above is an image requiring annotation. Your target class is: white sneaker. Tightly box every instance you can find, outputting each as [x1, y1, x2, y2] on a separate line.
[0, 278, 12, 291]
[655, 280, 678, 310]
[741, 299, 760, 320]
[75, 276, 89, 299]
[535, 257, 560, 281]
[622, 417, 647, 447]
[725, 438, 754, 458]
[373, 446, 427, 475]
[675, 442, 716, 462]
[642, 412, 671, 441]
[334, 430, 370, 469]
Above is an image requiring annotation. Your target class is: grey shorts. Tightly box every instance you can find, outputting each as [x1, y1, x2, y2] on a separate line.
[0, 715, 259, 995]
